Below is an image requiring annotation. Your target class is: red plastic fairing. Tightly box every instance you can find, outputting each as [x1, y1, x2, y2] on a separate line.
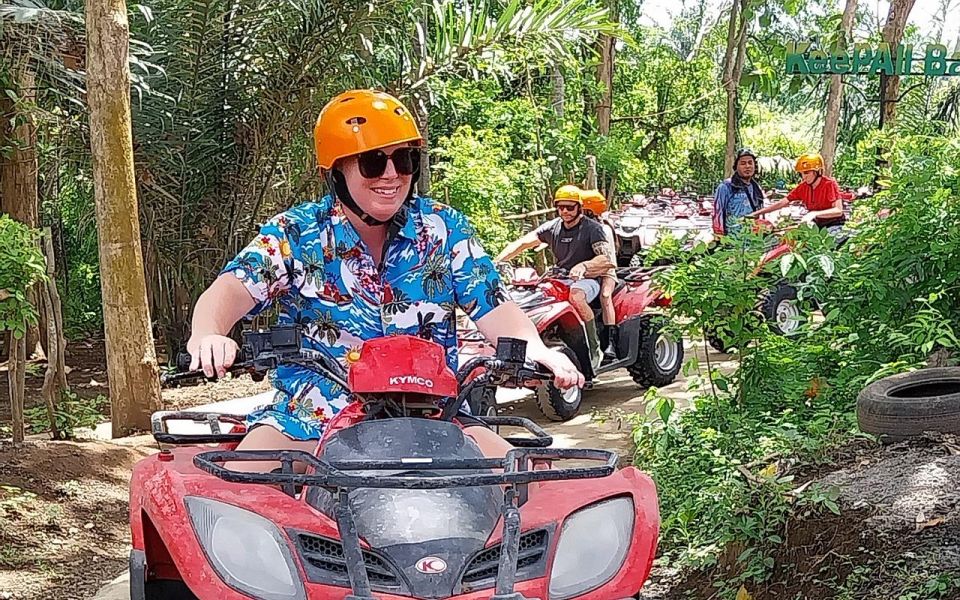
[348, 335, 459, 398]
[612, 281, 663, 323]
[129, 449, 659, 600]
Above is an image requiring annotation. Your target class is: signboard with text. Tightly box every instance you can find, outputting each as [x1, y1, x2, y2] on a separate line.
[786, 42, 960, 76]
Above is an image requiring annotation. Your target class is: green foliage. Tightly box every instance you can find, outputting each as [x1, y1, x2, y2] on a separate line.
[432, 125, 530, 249]
[632, 134, 960, 595]
[24, 391, 108, 438]
[0, 215, 46, 338]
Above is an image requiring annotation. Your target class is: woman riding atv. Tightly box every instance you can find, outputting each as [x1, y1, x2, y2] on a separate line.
[751, 153, 846, 237]
[185, 89, 582, 472]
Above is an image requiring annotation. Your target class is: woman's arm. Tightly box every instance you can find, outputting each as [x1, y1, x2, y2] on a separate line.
[475, 302, 584, 389]
[187, 274, 256, 377]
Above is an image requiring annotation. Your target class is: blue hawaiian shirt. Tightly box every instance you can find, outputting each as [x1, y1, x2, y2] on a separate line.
[222, 195, 508, 440]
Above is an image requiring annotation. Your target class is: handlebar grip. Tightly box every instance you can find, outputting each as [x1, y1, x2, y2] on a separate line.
[176, 352, 193, 373]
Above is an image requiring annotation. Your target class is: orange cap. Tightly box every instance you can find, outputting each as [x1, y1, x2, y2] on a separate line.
[314, 90, 423, 170]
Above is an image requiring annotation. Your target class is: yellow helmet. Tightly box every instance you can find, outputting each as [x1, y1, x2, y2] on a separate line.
[795, 153, 824, 173]
[554, 184, 583, 204]
[580, 189, 607, 215]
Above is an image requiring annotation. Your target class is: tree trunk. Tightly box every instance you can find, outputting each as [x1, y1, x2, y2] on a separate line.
[596, 0, 617, 137]
[0, 65, 42, 359]
[878, 0, 918, 130]
[40, 230, 64, 440]
[722, 0, 748, 176]
[551, 65, 565, 117]
[584, 155, 598, 189]
[416, 105, 431, 195]
[8, 334, 26, 443]
[86, 0, 163, 437]
[820, 0, 858, 176]
[42, 228, 68, 389]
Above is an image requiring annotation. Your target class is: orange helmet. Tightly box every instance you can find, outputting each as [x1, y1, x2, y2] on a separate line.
[314, 90, 423, 170]
[553, 184, 583, 204]
[580, 189, 607, 215]
[795, 153, 824, 173]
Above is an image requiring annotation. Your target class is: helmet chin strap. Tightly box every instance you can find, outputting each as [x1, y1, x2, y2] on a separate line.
[327, 169, 418, 227]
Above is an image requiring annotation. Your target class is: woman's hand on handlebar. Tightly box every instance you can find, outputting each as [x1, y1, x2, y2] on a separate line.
[187, 334, 239, 378]
[526, 345, 583, 390]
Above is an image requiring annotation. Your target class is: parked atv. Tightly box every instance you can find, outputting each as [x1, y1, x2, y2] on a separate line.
[461, 265, 684, 421]
[607, 194, 714, 267]
[132, 326, 660, 600]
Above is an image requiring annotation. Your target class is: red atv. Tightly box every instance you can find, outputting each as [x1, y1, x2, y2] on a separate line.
[132, 326, 660, 600]
[459, 265, 684, 421]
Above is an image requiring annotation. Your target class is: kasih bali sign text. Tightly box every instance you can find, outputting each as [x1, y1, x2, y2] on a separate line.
[786, 42, 960, 76]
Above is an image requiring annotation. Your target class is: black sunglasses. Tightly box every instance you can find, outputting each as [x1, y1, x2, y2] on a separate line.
[555, 203, 579, 212]
[356, 147, 421, 179]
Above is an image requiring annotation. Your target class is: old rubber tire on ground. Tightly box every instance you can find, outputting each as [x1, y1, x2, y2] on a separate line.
[759, 282, 802, 336]
[628, 317, 684, 388]
[535, 346, 583, 421]
[857, 367, 960, 442]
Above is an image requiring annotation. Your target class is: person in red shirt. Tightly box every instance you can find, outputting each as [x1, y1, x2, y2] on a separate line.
[751, 153, 846, 231]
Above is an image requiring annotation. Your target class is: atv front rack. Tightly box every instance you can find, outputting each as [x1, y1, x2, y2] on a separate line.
[193, 446, 619, 600]
[152, 410, 556, 448]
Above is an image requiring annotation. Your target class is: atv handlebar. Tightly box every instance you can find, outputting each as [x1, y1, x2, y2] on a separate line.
[163, 326, 556, 418]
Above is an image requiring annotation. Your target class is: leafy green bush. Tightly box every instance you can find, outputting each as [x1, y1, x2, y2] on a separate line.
[632, 135, 960, 595]
[432, 125, 533, 249]
[24, 391, 109, 438]
[0, 215, 46, 338]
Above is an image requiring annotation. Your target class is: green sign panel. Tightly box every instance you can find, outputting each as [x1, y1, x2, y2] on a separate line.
[786, 42, 960, 76]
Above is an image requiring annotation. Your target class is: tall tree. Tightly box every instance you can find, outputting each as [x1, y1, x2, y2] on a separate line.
[86, 0, 162, 436]
[0, 65, 41, 358]
[722, 0, 749, 176]
[821, 0, 858, 175]
[878, 0, 917, 130]
[596, 0, 618, 136]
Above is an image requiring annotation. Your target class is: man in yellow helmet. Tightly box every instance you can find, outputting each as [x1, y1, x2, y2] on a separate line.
[751, 153, 845, 232]
[496, 184, 615, 367]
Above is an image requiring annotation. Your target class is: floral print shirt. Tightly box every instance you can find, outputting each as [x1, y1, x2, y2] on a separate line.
[222, 195, 508, 440]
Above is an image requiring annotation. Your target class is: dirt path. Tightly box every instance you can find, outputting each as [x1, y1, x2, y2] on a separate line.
[0, 340, 733, 600]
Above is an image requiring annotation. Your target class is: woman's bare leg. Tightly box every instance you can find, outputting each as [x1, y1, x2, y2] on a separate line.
[225, 425, 318, 473]
[465, 426, 514, 458]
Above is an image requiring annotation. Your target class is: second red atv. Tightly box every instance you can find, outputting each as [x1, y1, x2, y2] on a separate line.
[460, 265, 684, 421]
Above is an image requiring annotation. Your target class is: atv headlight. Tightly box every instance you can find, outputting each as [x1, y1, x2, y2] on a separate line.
[549, 497, 634, 599]
[185, 497, 305, 600]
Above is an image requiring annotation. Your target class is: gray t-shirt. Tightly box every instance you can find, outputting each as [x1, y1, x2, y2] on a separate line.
[535, 217, 608, 272]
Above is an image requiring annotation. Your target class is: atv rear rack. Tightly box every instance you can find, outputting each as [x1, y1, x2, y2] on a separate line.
[193, 446, 619, 600]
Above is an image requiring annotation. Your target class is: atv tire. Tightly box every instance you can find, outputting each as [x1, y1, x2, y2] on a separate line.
[759, 283, 802, 336]
[535, 346, 583, 421]
[857, 367, 960, 442]
[629, 252, 644, 268]
[705, 327, 731, 353]
[628, 317, 684, 388]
